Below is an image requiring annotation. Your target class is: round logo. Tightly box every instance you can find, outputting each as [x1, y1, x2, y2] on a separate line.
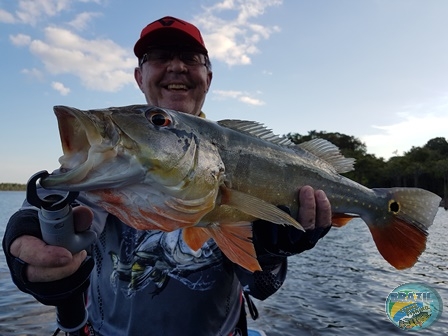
[385, 282, 443, 331]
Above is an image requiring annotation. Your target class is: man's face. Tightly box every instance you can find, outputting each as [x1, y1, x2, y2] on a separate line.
[134, 48, 212, 116]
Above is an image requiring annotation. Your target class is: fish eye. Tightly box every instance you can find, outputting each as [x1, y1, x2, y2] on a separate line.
[146, 110, 172, 127]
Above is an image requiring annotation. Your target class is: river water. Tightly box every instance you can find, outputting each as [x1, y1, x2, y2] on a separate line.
[0, 191, 447, 335]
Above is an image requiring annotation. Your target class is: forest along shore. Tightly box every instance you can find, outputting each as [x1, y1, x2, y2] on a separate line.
[0, 184, 26, 191]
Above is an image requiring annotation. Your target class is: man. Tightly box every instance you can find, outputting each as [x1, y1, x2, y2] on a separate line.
[3, 16, 331, 335]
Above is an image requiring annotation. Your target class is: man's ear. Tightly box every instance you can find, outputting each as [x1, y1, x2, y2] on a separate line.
[206, 71, 213, 92]
[134, 67, 143, 88]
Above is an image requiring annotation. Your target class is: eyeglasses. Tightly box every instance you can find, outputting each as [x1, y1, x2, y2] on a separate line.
[139, 49, 207, 67]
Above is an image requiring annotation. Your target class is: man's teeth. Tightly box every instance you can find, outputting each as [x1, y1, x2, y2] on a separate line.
[167, 84, 187, 90]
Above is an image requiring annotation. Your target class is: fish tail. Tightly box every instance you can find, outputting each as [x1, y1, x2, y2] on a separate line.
[182, 223, 261, 272]
[364, 188, 440, 269]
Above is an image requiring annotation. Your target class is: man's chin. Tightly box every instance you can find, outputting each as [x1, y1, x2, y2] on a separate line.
[161, 101, 196, 115]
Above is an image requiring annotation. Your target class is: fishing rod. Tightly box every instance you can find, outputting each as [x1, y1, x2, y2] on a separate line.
[26, 170, 97, 334]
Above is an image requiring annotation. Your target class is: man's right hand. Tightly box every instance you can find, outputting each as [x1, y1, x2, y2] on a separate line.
[9, 206, 94, 283]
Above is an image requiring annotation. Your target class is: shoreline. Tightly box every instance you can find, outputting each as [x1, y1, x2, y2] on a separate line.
[0, 184, 26, 191]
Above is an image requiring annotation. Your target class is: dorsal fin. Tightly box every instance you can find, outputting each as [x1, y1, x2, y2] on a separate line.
[217, 119, 355, 174]
[217, 120, 294, 146]
[297, 138, 355, 174]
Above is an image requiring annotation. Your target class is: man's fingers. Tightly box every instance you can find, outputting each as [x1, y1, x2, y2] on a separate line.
[10, 235, 72, 267]
[73, 206, 94, 232]
[315, 189, 332, 229]
[298, 186, 332, 231]
[26, 250, 87, 282]
[298, 185, 316, 230]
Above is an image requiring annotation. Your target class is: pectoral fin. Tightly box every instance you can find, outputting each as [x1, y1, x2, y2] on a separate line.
[220, 186, 305, 231]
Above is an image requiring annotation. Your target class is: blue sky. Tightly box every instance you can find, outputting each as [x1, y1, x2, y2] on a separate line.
[1, 0, 448, 183]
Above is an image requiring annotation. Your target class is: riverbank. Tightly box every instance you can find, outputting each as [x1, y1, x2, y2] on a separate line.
[0, 183, 26, 191]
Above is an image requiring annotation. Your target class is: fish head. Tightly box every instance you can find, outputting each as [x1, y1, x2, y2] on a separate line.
[41, 105, 224, 195]
[40, 105, 225, 230]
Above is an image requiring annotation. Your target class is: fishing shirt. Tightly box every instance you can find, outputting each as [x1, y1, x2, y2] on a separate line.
[11, 189, 287, 336]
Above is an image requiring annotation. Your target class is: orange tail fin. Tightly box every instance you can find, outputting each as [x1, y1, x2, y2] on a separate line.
[368, 217, 427, 270]
[183, 223, 261, 272]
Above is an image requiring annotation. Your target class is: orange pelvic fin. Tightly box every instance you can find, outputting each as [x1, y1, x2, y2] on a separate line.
[182, 227, 213, 251]
[183, 222, 261, 272]
[368, 217, 427, 270]
[331, 213, 358, 227]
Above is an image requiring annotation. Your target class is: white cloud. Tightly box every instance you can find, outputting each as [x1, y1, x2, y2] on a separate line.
[213, 89, 265, 106]
[361, 98, 448, 159]
[51, 81, 70, 95]
[9, 34, 32, 46]
[195, 0, 282, 66]
[27, 26, 135, 92]
[4, 0, 103, 26]
[15, 0, 72, 25]
[21, 68, 45, 80]
[79, 0, 103, 3]
[0, 9, 16, 23]
[68, 12, 102, 31]
[213, 90, 244, 99]
[239, 96, 264, 106]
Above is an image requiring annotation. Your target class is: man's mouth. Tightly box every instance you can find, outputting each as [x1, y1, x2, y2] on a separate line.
[166, 84, 188, 90]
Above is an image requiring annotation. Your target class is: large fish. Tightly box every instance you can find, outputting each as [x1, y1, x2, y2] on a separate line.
[40, 105, 441, 272]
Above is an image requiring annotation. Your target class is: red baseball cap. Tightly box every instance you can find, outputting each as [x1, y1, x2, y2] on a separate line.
[134, 16, 208, 58]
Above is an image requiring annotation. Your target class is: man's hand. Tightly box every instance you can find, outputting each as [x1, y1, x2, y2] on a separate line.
[298, 185, 332, 238]
[9, 206, 94, 283]
[252, 185, 332, 259]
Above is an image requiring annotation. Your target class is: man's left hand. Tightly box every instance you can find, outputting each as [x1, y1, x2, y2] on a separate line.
[252, 185, 332, 259]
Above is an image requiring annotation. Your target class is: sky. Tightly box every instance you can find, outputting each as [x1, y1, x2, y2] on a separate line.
[1, 0, 448, 183]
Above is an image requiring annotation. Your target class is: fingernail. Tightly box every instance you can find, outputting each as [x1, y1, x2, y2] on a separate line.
[80, 250, 87, 259]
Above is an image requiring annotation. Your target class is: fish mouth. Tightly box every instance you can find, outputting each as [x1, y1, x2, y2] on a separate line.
[41, 105, 146, 191]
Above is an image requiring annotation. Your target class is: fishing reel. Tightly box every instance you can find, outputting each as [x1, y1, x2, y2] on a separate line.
[27, 170, 97, 333]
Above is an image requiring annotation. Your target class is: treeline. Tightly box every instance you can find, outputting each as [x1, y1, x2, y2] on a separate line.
[0, 183, 26, 191]
[287, 131, 448, 201]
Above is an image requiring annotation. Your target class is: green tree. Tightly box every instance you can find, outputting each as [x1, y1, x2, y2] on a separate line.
[287, 130, 385, 187]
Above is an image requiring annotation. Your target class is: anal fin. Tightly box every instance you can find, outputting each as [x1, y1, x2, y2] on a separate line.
[183, 221, 262, 272]
[207, 221, 262, 272]
[331, 213, 358, 227]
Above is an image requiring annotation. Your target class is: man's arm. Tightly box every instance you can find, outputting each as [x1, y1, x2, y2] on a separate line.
[2, 207, 94, 305]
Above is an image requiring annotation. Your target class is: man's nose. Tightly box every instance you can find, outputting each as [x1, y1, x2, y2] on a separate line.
[167, 56, 188, 72]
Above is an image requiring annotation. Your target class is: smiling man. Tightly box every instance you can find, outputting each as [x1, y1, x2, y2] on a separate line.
[134, 17, 212, 116]
[3, 16, 332, 336]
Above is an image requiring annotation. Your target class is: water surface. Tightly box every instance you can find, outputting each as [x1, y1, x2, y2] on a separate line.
[1, 191, 447, 335]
